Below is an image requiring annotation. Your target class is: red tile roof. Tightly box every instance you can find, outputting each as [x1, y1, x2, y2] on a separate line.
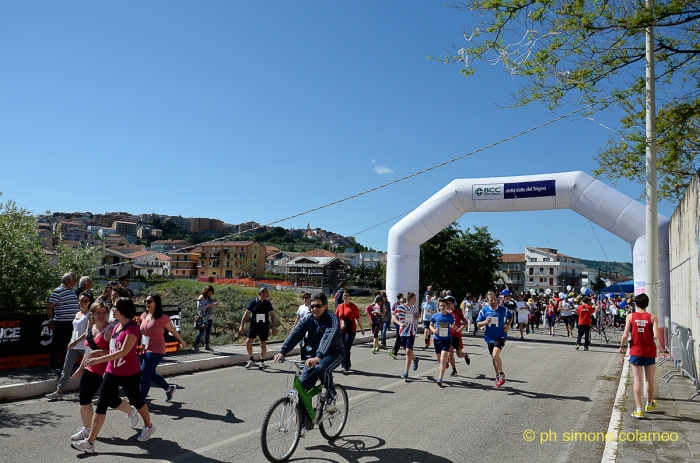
[300, 249, 337, 258]
[500, 253, 525, 263]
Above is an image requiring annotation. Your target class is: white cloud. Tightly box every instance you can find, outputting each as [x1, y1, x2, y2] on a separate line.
[374, 165, 394, 175]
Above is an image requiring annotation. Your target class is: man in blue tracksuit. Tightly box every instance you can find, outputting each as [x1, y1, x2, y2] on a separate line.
[274, 292, 344, 428]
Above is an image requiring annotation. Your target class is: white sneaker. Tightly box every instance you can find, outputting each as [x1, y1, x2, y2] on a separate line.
[245, 360, 256, 369]
[72, 438, 94, 453]
[46, 390, 63, 401]
[127, 406, 139, 428]
[325, 400, 336, 414]
[71, 427, 90, 441]
[259, 361, 267, 369]
[137, 424, 156, 442]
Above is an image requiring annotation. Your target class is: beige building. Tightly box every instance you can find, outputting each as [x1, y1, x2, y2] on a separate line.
[525, 247, 585, 294]
[497, 253, 526, 294]
[170, 249, 200, 278]
[197, 241, 265, 278]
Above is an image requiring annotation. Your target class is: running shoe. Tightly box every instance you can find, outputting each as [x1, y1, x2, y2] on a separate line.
[584, 347, 589, 351]
[165, 385, 176, 403]
[465, 355, 471, 366]
[137, 424, 156, 442]
[245, 360, 256, 369]
[388, 351, 397, 360]
[71, 427, 90, 441]
[412, 357, 420, 371]
[325, 398, 336, 414]
[259, 361, 267, 369]
[436, 378, 444, 387]
[520, 336, 524, 340]
[495, 375, 505, 388]
[401, 371, 409, 380]
[128, 405, 139, 428]
[72, 438, 94, 453]
[450, 369, 457, 377]
[46, 390, 63, 401]
[645, 400, 657, 413]
[371, 347, 378, 354]
[631, 410, 645, 419]
[575, 345, 580, 350]
[341, 368, 348, 375]
[205, 345, 214, 351]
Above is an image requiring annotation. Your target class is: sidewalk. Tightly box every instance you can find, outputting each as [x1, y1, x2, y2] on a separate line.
[606, 359, 700, 462]
[0, 332, 392, 402]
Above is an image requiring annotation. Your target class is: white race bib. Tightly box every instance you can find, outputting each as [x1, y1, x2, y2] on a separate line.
[438, 327, 449, 337]
[109, 338, 116, 353]
[141, 335, 150, 346]
[490, 317, 499, 327]
[256, 314, 266, 323]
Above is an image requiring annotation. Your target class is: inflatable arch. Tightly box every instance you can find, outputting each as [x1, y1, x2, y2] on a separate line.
[386, 171, 670, 326]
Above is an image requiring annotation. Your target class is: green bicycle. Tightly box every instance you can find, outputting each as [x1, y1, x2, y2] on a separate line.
[260, 359, 348, 462]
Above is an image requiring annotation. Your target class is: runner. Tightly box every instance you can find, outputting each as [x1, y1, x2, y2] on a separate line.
[444, 296, 470, 376]
[545, 299, 558, 336]
[476, 291, 513, 388]
[388, 293, 404, 360]
[620, 293, 659, 419]
[559, 296, 575, 338]
[421, 292, 437, 348]
[430, 298, 455, 387]
[575, 296, 594, 351]
[393, 292, 420, 381]
[516, 294, 530, 340]
[72, 298, 155, 453]
[238, 287, 278, 369]
[365, 295, 385, 353]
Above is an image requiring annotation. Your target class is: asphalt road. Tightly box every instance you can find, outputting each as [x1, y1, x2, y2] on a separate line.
[0, 331, 622, 463]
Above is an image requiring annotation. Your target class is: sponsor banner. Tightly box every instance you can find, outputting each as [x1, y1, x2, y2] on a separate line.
[503, 180, 556, 199]
[473, 180, 556, 200]
[0, 307, 181, 370]
[472, 184, 504, 200]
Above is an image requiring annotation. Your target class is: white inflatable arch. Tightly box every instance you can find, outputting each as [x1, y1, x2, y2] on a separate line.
[386, 171, 670, 324]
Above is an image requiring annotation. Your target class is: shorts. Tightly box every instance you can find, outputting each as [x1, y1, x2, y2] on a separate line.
[401, 335, 416, 350]
[517, 313, 529, 324]
[629, 355, 656, 366]
[487, 338, 506, 356]
[423, 320, 432, 330]
[433, 338, 451, 354]
[247, 325, 270, 341]
[79, 369, 105, 406]
[561, 315, 573, 326]
[371, 322, 381, 338]
[451, 335, 463, 351]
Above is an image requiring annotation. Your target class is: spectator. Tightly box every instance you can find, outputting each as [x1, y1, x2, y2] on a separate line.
[119, 275, 136, 302]
[47, 273, 80, 372]
[194, 286, 218, 352]
[75, 277, 94, 305]
[334, 281, 348, 309]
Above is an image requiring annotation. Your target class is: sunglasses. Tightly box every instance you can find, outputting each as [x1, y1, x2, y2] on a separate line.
[144, 299, 153, 304]
[310, 303, 324, 309]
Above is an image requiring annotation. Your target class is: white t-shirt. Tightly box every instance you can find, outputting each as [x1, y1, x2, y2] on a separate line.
[296, 304, 310, 319]
[517, 301, 529, 315]
[560, 301, 573, 317]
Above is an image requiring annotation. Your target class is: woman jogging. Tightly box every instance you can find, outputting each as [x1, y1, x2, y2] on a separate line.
[72, 298, 155, 453]
[70, 301, 138, 442]
[620, 293, 659, 419]
[139, 294, 187, 402]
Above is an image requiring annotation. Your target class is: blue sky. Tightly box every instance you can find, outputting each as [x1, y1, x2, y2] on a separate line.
[0, 2, 676, 263]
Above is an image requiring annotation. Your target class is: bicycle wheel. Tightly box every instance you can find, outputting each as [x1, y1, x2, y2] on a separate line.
[319, 384, 348, 440]
[260, 397, 302, 462]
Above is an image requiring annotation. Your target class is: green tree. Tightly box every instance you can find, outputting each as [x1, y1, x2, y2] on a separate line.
[433, 1, 700, 201]
[0, 199, 101, 309]
[354, 262, 371, 286]
[419, 223, 502, 296]
[371, 262, 387, 288]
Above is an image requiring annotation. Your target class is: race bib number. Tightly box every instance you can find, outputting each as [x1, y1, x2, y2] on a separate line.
[256, 314, 266, 323]
[109, 338, 116, 353]
[490, 317, 499, 327]
[637, 328, 644, 333]
[141, 335, 150, 345]
[438, 327, 449, 337]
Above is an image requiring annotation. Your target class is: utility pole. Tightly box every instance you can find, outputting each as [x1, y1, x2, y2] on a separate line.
[645, 0, 660, 399]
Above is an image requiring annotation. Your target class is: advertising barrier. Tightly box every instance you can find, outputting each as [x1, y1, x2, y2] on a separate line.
[0, 306, 182, 371]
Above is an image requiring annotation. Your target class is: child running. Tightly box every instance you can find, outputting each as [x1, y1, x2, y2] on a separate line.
[430, 298, 455, 387]
[393, 292, 420, 381]
[445, 296, 470, 376]
[620, 293, 659, 419]
[476, 291, 513, 388]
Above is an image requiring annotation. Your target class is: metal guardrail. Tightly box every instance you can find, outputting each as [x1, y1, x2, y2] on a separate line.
[663, 322, 699, 401]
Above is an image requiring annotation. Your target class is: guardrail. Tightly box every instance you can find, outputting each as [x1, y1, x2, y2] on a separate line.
[662, 321, 699, 401]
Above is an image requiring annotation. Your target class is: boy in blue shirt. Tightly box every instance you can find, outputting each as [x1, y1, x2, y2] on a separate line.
[476, 291, 513, 388]
[430, 298, 455, 387]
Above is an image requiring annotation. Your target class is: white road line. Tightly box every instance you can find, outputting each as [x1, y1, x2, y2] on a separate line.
[601, 358, 629, 463]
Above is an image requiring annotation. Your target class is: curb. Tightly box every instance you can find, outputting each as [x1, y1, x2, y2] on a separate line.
[601, 357, 629, 463]
[0, 331, 395, 402]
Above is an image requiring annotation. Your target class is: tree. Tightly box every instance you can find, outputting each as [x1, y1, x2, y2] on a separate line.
[354, 263, 371, 286]
[419, 223, 503, 297]
[433, 1, 700, 201]
[239, 258, 261, 278]
[371, 262, 387, 288]
[0, 198, 101, 309]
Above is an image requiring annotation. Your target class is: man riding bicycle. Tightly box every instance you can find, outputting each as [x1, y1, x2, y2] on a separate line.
[273, 292, 344, 430]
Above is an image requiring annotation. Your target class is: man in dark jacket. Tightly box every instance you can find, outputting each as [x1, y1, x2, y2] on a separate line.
[274, 292, 344, 421]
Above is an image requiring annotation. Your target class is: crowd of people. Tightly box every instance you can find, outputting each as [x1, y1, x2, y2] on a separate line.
[44, 272, 660, 454]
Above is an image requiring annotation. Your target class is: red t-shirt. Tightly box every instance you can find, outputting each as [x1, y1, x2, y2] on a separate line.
[629, 312, 656, 358]
[577, 304, 594, 326]
[84, 325, 110, 376]
[336, 303, 360, 334]
[106, 322, 141, 376]
[450, 308, 466, 337]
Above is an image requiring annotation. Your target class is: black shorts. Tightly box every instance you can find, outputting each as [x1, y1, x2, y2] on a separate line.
[451, 336, 463, 351]
[434, 338, 451, 354]
[487, 338, 506, 356]
[248, 325, 270, 341]
[371, 322, 381, 338]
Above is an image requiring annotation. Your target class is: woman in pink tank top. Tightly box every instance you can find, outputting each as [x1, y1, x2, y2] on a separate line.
[620, 293, 659, 420]
[72, 298, 156, 454]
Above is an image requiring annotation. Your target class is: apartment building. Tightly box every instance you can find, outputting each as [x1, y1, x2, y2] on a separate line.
[197, 241, 265, 278]
[497, 253, 526, 294]
[170, 249, 200, 278]
[190, 218, 223, 234]
[112, 221, 138, 237]
[525, 247, 585, 293]
[151, 239, 188, 253]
